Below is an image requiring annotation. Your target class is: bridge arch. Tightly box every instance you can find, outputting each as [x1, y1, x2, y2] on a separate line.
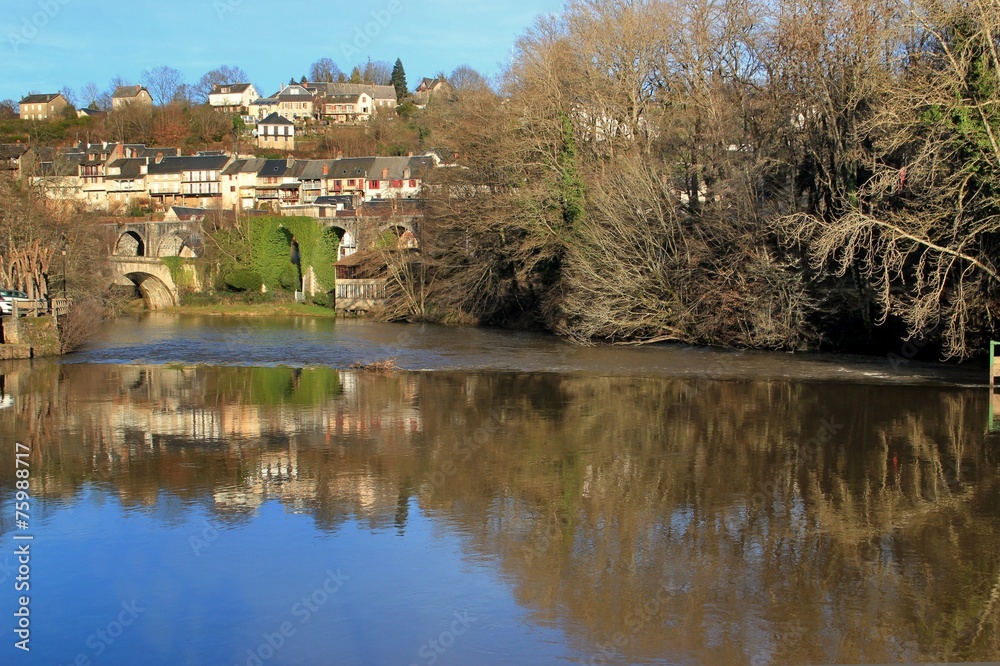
[157, 231, 200, 258]
[115, 231, 146, 257]
[123, 271, 176, 309]
[109, 258, 179, 309]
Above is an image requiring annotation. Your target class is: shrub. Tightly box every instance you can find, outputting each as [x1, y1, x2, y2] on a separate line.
[279, 263, 301, 291]
[224, 268, 263, 292]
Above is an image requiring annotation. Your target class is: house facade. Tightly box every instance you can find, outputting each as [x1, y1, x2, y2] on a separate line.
[307, 82, 396, 110]
[256, 113, 296, 150]
[413, 78, 452, 105]
[0, 145, 30, 178]
[209, 83, 260, 113]
[112, 86, 153, 109]
[147, 154, 232, 208]
[19, 93, 68, 120]
[318, 93, 373, 123]
[364, 156, 430, 201]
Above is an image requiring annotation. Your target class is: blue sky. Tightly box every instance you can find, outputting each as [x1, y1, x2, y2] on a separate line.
[1, 0, 564, 103]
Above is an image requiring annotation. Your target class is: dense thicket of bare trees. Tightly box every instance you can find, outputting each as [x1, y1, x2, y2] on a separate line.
[410, 0, 1000, 358]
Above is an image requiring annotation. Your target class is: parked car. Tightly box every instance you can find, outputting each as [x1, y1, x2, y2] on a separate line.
[0, 290, 45, 316]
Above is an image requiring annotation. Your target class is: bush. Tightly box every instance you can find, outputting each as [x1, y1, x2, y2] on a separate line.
[224, 269, 263, 292]
[279, 263, 301, 291]
[310, 292, 334, 308]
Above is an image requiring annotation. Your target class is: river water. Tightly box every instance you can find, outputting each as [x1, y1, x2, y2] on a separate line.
[0, 314, 997, 665]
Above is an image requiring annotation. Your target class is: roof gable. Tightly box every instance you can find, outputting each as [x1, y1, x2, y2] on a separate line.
[113, 85, 149, 99]
[259, 112, 294, 125]
[20, 92, 63, 104]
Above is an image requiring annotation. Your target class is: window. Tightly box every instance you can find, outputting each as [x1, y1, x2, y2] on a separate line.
[409, 180, 417, 188]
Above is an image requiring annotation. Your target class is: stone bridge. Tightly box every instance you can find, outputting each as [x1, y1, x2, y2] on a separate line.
[107, 213, 421, 308]
[107, 220, 202, 309]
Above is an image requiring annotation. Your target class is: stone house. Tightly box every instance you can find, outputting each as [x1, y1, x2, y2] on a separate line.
[19, 93, 68, 120]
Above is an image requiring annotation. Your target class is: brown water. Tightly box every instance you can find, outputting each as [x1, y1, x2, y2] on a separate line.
[0, 316, 997, 665]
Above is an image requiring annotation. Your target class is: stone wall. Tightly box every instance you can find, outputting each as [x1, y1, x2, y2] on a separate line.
[1, 316, 60, 357]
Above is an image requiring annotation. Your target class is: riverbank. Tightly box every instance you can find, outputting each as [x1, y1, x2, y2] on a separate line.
[167, 302, 338, 318]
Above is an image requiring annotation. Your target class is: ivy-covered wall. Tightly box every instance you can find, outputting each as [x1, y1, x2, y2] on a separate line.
[247, 216, 339, 292]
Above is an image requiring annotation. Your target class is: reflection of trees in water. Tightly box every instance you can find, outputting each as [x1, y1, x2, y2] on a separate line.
[0, 365, 997, 662]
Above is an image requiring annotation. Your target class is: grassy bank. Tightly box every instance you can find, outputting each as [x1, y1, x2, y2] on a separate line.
[164, 293, 339, 318]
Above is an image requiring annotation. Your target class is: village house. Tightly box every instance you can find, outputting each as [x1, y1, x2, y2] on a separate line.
[78, 142, 127, 206]
[221, 157, 266, 210]
[307, 82, 397, 110]
[254, 159, 301, 210]
[270, 84, 315, 121]
[19, 92, 68, 120]
[256, 113, 295, 150]
[76, 107, 106, 119]
[105, 158, 150, 210]
[112, 85, 153, 108]
[413, 77, 452, 106]
[317, 93, 373, 124]
[290, 160, 337, 203]
[147, 153, 232, 210]
[209, 83, 260, 114]
[33, 146, 86, 202]
[0, 144, 30, 178]
[364, 156, 431, 201]
[248, 95, 278, 120]
[324, 157, 375, 205]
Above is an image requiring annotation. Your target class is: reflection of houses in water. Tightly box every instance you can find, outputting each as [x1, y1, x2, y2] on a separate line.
[34, 365, 424, 525]
[212, 446, 317, 514]
[91, 367, 423, 445]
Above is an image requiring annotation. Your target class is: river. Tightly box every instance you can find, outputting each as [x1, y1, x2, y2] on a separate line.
[0, 314, 997, 665]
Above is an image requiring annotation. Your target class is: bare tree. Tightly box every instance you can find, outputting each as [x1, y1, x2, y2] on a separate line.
[142, 65, 184, 106]
[194, 65, 250, 102]
[78, 82, 101, 109]
[794, 0, 1000, 358]
[309, 57, 342, 83]
[448, 65, 489, 96]
[361, 59, 393, 85]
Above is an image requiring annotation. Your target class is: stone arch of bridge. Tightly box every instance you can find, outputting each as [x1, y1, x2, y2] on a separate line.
[115, 231, 146, 257]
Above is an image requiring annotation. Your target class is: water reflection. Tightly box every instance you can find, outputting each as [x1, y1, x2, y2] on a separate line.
[0, 362, 998, 664]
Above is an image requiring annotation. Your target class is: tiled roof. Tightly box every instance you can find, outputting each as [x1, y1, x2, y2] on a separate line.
[113, 85, 148, 99]
[147, 154, 231, 175]
[19, 93, 62, 104]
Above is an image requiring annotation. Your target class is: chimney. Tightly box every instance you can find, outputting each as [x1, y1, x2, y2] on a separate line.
[155, 152, 163, 164]
[407, 151, 412, 157]
[382, 168, 389, 179]
[336, 149, 343, 160]
[323, 163, 329, 176]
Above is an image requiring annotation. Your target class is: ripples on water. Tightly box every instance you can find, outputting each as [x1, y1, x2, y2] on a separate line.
[0, 315, 996, 665]
[72, 313, 986, 385]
